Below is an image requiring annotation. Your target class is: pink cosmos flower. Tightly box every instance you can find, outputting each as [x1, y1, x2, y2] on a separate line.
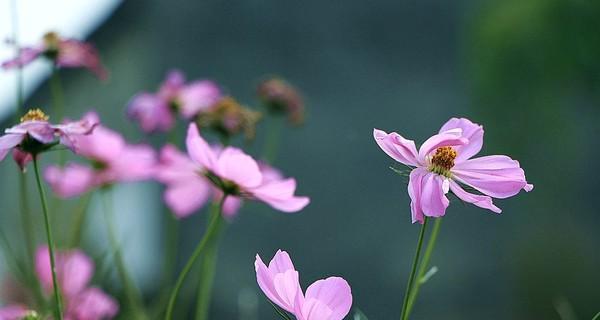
[374, 117, 533, 223]
[44, 112, 156, 198]
[127, 70, 221, 133]
[255, 250, 352, 320]
[35, 246, 118, 320]
[0, 109, 97, 170]
[2, 32, 107, 79]
[0, 305, 29, 320]
[182, 123, 309, 213]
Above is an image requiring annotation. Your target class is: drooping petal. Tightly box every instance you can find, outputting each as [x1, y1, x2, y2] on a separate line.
[12, 149, 33, 171]
[178, 80, 222, 119]
[418, 128, 468, 163]
[221, 194, 243, 218]
[0, 133, 25, 161]
[419, 172, 449, 218]
[127, 93, 174, 133]
[44, 164, 97, 198]
[164, 178, 212, 218]
[55, 114, 99, 152]
[6, 121, 55, 144]
[186, 123, 217, 170]
[408, 168, 427, 224]
[67, 287, 119, 320]
[251, 178, 309, 213]
[439, 118, 484, 162]
[1, 47, 43, 69]
[302, 277, 352, 320]
[449, 180, 501, 213]
[215, 147, 262, 188]
[373, 129, 419, 166]
[452, 155, 533, 198]
[255, 251, 301, 313]
[56, 40, 107, 80]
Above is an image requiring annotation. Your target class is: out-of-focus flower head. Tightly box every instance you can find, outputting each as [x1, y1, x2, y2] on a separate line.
[158, 124, 309, 215]
[2, 31, 107, 79]
[255, 250, 352, 320]
[0, 109, 97, 171]
[0, 246, 118, 320]
[195, 96, 262, 141]
[127, 70, 222, 133]
[258, 77, 304, 126]
[45, 112, 156, 198]
[374, 117, 533, 223]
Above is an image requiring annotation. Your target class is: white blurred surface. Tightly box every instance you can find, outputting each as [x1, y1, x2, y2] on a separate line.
[0, 0, 121, 120]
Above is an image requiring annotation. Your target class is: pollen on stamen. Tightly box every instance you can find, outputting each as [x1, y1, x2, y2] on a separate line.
[20, 109, 49, 123]
[430, 146, 457, 176]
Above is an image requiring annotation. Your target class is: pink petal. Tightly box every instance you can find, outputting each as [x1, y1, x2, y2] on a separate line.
[6, 121, 55, 144]
[55, 114, 99, 152]
[295, 299, 333, 320]
[418, 129, 468, 163]
[373, 129, 419, 166]
[221, 194, 243, 218]
[12, 149, 33, 171]
[439, 117, 483, 162]
[44, 164, 97, 198]
[255, 251, 300, 313]
[155, 145, 201, 183]
[127, 93, 174, 133]
[186, 123, 217, 170]
[0, 305, 29, 320]
[1, 47, 43, 69]
[419, 173, 449, 218]
[0, 133, 25, 161]
[302, 277, 352, 320]
[449, 180, 501, 213]
[73, 125, 125, 163]
[158, 70, 186, 100]
[251, 178, 310, 213]
[107, 145, 156, 182]
[57, 40, 107, 80]
[178, 80, 221, 119]
[452, 155, 533, 198]
[67, 287, 119, 320]
[408, 168, 427, 224]
[35, 246, 94, 298]
[215, 147, 262, 188]
[164, 178, 211, 218]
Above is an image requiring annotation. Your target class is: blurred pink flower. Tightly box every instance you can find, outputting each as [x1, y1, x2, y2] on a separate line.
[0, 305, 29, 320]
[255, 250, 352, 320]
[374, 117, 533, 223]
[35, 246, 118, 320]
[45, 112, 156, 198]
[2, 32, 107, 79]
[185, 123, 309, 212]
[127, 70, 221, 133]
[0, 109, 97, 170]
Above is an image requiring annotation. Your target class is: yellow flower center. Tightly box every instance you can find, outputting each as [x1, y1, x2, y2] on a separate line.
[20, 109, 49, 123]
[429, 146, 457, 177]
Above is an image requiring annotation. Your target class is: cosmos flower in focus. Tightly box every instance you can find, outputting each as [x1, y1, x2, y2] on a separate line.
[2, 31, 107, 79]
[255, 250, 352, 320]
[44, 112, 156, 198]
[374, 117, 533, 223]
[171, 123, 309, 213]
[0, 109, 97, 170]
[258, 77, 305, 126]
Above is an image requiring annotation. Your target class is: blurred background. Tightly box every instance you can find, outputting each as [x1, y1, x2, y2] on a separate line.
[0, 0, 599, 319]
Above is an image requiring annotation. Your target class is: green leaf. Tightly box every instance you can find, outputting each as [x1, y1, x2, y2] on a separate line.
[354, 309, 369, 320]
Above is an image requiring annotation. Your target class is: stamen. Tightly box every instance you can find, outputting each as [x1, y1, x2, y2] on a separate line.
[429, 146, 457, 177]
[20, 109, 49, 123]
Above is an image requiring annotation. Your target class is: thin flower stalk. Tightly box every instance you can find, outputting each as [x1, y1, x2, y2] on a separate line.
[32, 157, 63, 319]
[165, 196, 227, 320]
[400, 217, 428, 320]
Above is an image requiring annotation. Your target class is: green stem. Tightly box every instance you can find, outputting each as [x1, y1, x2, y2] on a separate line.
[165, 196, 226, 320]
[68, 193, 92, 248]
[32, 157, 64, 320]
[262, 115, 284, 164]
[101, 189, 146, 319]
[400, 217, 428, 320]
[593, 312, 600, 320]
[268, 300, 293, 320]
[50, 66, 65, 120]
[194, 202, 227, 320]
[405, 218, 442, 317]
[18, 173, 35, 270]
